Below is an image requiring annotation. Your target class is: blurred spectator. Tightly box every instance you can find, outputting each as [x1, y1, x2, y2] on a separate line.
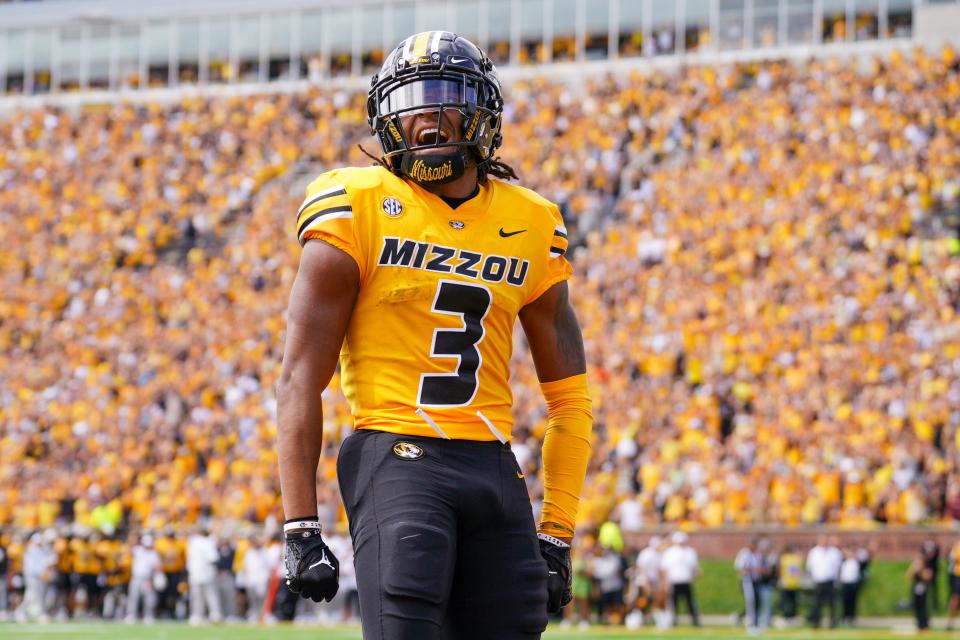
[734, 537, 761, 629]
[6, 533, 25, 613]
[661, 531, 700, 627]
[238, 533, 271, 623]
[15, 532, 54, 622]
[593, 545, 627, 624]
[52, 533, 73, 619]
[908, 545, 934, 631]
[126, 533, 161, 623]
[563, 537, 593, 629]
[756, 537, 778, 629]
[214, 535, 237, 621]
[156, 529, 186, 619]
[806, 535, 842, 628]
[598, 520, 625, 553]
[102, 533, 129, 619]
[922, 538, 941, 611]
[614, 495, 644, 534]
[630, 535, 665, 628]
[839, 545, 862, 626]
[186, 528, 220, 624]
[778, 543, 803, 623]
[73, 532, 104, 617]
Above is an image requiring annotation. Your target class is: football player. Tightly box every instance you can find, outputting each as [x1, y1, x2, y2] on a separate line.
[278, 31, 592, 639]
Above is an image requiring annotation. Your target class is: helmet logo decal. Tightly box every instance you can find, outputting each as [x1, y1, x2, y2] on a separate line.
[410, 158, 453, 183]
[381, 197, 404, 218]
[393, 442, 424, 460]
[405, 31, 434, 63]
[387, 121, 403, 144]
[464, 112, 481, 141]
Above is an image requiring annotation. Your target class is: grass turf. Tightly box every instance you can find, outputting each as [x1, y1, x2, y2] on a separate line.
[4, 624, 960, 640]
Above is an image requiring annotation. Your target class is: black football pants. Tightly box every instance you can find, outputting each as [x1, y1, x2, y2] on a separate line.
[809, 580, 837, 627]
[671, 582, 700, 626]
[337, 429, 549, 640]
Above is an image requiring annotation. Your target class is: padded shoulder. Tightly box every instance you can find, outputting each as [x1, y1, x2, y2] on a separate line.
[494, 179, 558, 212]
[305, 165, 398, 199]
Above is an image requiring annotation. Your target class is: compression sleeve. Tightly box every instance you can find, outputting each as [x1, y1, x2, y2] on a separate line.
[538, 373, 593, 538]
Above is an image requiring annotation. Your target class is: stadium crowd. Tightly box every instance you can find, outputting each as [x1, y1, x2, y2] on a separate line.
[0, 525, 357, 623]
[1, 41, 960, 619]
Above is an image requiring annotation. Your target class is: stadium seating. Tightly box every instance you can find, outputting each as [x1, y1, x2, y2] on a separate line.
[1, 46, 959, 544]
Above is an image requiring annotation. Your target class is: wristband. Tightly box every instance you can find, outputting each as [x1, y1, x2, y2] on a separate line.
[537, 532, 570, 548]
[284, 518, 322, 534]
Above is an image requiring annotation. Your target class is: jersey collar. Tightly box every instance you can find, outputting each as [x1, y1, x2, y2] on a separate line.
[407, 177, 493, 217]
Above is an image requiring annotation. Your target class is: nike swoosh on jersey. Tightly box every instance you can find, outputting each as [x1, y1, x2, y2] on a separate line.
[499, 228, 526, 238]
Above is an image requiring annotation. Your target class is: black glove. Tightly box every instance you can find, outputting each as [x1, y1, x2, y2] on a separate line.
[538, 533, 573, 613]
[283, 518, 339, 603]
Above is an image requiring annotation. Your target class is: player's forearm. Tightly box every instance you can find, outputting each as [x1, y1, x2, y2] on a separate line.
[277, 373, 325, 519]
[539, 373, 593, 538]
[276, 242, 358, 520]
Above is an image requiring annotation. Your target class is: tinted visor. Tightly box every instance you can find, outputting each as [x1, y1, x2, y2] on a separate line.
[379, 78, 479, 114]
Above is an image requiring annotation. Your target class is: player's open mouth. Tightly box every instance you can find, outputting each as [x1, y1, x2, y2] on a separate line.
[416, 127, 450, 145]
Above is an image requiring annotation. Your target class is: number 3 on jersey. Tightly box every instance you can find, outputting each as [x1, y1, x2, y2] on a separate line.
[417, 280, 492, 407]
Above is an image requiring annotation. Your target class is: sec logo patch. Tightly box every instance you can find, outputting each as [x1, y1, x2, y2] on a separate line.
[392, 442, 424, 460]
[381, 197, 404, 218]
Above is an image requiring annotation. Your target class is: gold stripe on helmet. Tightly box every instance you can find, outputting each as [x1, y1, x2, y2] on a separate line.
[409, 31, 432, 61]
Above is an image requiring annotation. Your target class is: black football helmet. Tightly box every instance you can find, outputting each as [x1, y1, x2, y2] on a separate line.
[367, 31, 504, 184]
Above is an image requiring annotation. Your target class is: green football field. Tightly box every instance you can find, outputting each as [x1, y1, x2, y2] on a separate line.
[4, 624, 960, 640]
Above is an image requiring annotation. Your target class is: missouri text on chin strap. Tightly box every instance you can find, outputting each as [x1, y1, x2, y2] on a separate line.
[399, 149, 467, 185]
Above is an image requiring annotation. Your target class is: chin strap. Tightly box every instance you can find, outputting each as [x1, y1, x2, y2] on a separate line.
[399, 149, 467, 185]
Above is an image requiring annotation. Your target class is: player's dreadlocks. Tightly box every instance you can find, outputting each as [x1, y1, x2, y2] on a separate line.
[477, 156, 519, 183]
[358, 144, 391, 171]
[359, 144, 518, 183]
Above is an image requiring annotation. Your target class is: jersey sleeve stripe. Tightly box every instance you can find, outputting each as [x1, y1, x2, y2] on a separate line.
[297, 185, 347, 216]
[549, 246, 566, 258]
[297, 206, 353, 243]
[553, 229, 567, 240]
[554, 223, 567, 236]
[297, 193, 351, 228]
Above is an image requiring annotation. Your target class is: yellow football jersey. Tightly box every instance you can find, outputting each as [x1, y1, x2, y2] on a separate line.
[71, 538, 102, 574]
[156, 536, 186, 573]
[296, 166, 572, 441]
